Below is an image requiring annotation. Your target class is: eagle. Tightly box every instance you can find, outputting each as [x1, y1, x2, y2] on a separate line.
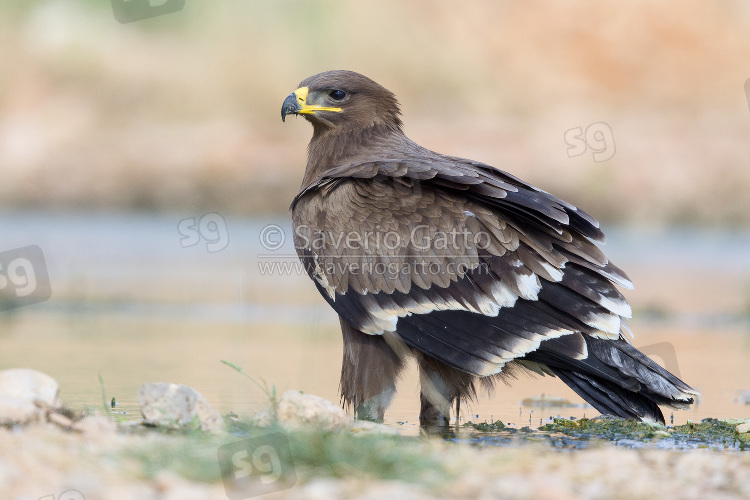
[280, 70, 697, 426]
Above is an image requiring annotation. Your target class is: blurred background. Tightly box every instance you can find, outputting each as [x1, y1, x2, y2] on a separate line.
[0, 0, 748, 428]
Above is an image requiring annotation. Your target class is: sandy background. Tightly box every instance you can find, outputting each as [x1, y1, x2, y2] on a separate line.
[1, 1, 749, 224]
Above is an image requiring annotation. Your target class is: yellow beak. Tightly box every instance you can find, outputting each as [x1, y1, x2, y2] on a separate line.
[281, 87, 342, 122]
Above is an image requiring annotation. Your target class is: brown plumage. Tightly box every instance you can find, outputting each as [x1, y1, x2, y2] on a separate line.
[281, 70, 697, 425]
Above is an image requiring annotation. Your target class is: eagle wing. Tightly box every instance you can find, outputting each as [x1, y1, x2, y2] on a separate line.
[292, 150, 635, 378]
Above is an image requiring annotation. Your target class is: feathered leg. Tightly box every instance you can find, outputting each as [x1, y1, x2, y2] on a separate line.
[416, 354, 476, 427]
[419, 365, 452, 426]
[339, 317, 406, 421]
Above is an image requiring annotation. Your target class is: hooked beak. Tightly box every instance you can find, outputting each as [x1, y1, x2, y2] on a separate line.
[281, 93, 299, 122]
[281, 87, 342, 122]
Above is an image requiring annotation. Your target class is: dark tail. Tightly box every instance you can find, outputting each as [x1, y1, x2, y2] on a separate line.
[524, 334, 698, 424]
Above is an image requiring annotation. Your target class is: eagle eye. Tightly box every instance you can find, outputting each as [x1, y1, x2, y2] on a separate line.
[328, 90, 347, 101]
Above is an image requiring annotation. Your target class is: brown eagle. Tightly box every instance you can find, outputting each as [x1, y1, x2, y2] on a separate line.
[281, 70, 697, 426]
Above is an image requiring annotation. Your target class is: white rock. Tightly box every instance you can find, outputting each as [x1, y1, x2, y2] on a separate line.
[137, 383, 222, 433]
[73, 415, 118, 435]
[249, 408, 275, 427]
[276, 390, 349, 431]
[0, 395, 44, 425]
[736, 422, 750, 434]
[0, 368, 60, 407]
[350, 420, 400, 436]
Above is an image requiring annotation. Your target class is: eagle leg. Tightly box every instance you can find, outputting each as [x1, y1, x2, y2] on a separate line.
[418, 365, 453, 427]
[416, 354, 476, 427]
[339, 317, 406, 421]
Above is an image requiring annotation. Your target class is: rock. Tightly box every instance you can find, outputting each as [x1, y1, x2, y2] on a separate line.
[0, 395, 44, 425]
[276, 390, 350, 431]
[736, 423, 750, 434]
[350, 420, 400, 435]
[249, 408, 275, 428]
[721, 418, 748, 425]
[0, 368, 60, 407]
[47, 412, 74, 429]
[73, 415, 118, 435]
[137, 383, 222, 433]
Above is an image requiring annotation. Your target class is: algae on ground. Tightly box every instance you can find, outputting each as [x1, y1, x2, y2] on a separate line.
[463, 420, 506, 432]
[539, 416, 749, 450]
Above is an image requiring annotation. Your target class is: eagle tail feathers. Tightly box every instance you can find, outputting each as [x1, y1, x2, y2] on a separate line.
[523, 336, 697, 424]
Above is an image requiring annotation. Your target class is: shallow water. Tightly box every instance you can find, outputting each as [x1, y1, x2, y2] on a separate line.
[0, 212, 748, 431]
